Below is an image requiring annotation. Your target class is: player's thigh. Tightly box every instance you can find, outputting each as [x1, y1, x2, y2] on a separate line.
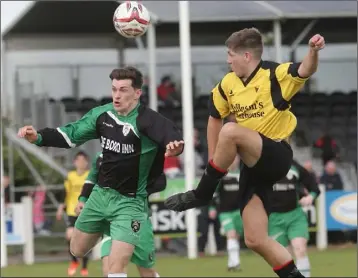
[288, 208, 309, 244]
[109, 193, 149, 245]
[242, 194, 269, 248]
[109, 239, 135, 273]
[219, 122, 263, 167]
[131, 220, 156, 269]
[70, 227, 102, 257]
[268, 212, 289, 247]
[219, 212, 236, 234]
[75, 188, 107, 234]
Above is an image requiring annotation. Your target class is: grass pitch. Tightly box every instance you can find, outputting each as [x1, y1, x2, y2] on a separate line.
[1, 246, 356, 277]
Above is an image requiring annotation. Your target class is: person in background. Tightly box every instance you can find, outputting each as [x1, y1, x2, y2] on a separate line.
[215, 155, 243, 272]
[320, 160, 344, 191]
[2, 175, 10, 205]
[56, 151, 90, 277]
[157, 75, 180, 107]
[30, 184, 50, 236]
[313, 131, 339, 166]
[303, 160, 318, 183]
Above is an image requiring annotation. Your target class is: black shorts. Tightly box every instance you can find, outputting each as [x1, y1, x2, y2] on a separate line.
[238, 133, 293, 216]
[65, 215, 78, 228]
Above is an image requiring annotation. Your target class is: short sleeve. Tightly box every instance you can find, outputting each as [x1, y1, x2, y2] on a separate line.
[208, 81, 230, 119]
[275, 62, 309, 101]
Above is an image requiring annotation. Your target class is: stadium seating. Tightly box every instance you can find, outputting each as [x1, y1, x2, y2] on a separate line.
[49, 91, 356, 162]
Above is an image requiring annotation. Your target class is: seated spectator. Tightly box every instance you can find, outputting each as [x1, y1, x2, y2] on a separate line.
[164, 156, 181, 178]
[320, 160, 344, 190]
[313, 131, 339, 166]
[29, 184, 51, 235]
[157, 76, 180, 108]
[303, 160, 318, 183]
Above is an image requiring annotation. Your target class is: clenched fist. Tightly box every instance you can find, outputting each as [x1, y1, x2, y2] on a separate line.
[309, 34, 325, 52]
[17, 125, 38, 143]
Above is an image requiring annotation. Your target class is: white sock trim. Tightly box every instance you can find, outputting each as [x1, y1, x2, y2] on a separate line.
[155, 273, 160, 277]
[108, 273, 127, 277]
[296, 256, 310, 278]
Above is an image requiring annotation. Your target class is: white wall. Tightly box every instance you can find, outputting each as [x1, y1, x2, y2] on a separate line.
[3, 43, 357, 109]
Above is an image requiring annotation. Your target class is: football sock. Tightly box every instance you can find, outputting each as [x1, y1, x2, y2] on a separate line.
[297, 256, 310, 277]
[194, 160, 227, 200]
[155, 273, 160, 277]
[108, 274, 127, 277]
[67, 241, 78, 262]
[274, 260, 305, 277]
[82, 255, 89, 269]
[227, 238, 240, 268]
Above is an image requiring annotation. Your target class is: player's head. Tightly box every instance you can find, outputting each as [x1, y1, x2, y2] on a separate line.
[225, 28, 263, 77]
[73, 151, 89, 171]
[109, 66, 143, 113]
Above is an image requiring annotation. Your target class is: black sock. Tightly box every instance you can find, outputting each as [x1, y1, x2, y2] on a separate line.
[274, 260, 305, 277]
[67, 241, 77, 263]
[193, 160, 227, 201]
[82, 255, 89, 269]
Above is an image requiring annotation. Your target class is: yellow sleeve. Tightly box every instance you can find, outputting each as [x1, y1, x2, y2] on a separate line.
[209, 79, 230, 119]
[275, 62, 309, 101]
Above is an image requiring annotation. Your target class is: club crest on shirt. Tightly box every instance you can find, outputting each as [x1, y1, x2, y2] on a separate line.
[131, 220, 141, 232]
[122, 124, 131, 136]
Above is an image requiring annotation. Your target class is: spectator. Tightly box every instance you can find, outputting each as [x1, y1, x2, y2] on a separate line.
[320, 160, 344, 190]
[2, 175, 10, 205]
[163, 156, 181, 178]
[303, 160, 318, 183]
[313, 132, 339, 166]
[141, 75, 149, 105]
[29, 184, 50, 235]
[179, 128, 206, 175]
[157, 75, 180, 107]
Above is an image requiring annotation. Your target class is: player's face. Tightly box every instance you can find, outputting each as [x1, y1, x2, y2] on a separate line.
[227, 48, 250, 78]
[112, 79, 142, 113]
[74, 155, 89, 171]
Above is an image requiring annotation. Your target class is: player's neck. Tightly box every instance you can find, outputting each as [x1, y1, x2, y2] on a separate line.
[76, 169, 87, 175]
[242, 60, 262, 81]
[117, 101, 139, 116]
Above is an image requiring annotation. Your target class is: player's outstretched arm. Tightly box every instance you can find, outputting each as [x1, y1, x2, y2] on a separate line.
[18, 108, 100, 148]
[298, 34, 325, 79]
[138, 107, 184, 156]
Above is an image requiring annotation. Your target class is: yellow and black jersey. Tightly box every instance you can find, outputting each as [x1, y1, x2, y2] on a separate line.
[209, 60, 308, 140]
[64, 170, 89, 216]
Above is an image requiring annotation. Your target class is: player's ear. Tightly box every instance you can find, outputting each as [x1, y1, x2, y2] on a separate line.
[134, 89, 142, 100]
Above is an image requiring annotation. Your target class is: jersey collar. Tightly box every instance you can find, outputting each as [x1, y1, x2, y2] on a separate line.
[240, 60, 263, 87]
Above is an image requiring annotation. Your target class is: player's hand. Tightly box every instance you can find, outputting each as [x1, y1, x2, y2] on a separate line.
[56, 206, 64, 221]
[309, 34, 325, 52]
[208, 209, 217, 220]
[165, 140, 185, 157]
[17, 125, 38, 143]
[299, 194, 314, 207]
[75, 201, 85, 216]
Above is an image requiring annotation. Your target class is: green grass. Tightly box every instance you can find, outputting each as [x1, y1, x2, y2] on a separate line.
[2, 246, 356, 277]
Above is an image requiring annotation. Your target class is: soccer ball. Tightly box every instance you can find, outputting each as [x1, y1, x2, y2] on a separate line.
[113, 1, 151, 38]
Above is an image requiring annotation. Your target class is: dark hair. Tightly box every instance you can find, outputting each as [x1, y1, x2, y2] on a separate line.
[225, 28, 263, 59]
[161, 75, 171, 83]
[109, 66, 143, 89]
[74, 151, 88, 160]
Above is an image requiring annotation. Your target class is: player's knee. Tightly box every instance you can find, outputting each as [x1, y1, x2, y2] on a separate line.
[70, 239, 86, 258]
[292, 242, 307, 258]
[220, 122, 239, 141]
[244, 233, 267, 251]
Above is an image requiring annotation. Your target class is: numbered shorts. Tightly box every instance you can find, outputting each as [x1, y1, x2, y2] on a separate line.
[100, 218, 156, 268]
[219, 210, 244, 237]
[75, 185, 149, 246]
[238, 134, 293, 216]
[268, 207, 309, 247]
